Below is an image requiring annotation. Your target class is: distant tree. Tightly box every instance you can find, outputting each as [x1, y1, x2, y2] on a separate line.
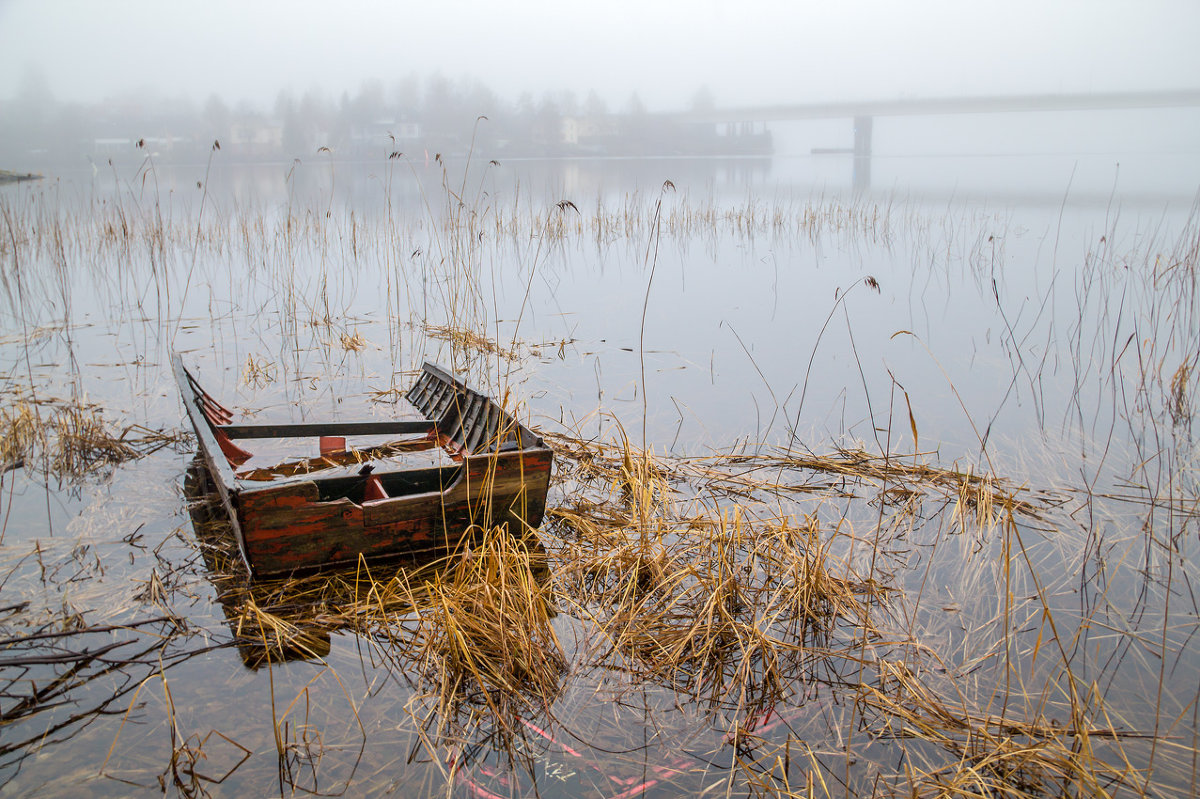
[516, 91, 536, 118]
[508, 91, 538, 147]
[422, 72, 456, 137]
[2, 66, 55, 163]
[556, 90, 580, 119]
[0, 98, 15, 163]
[690, 86, 716, 112]
[390, 73, 421, 117]
[462, 79, 500, 119]
[14, 65, 55, 127]
[584, 90, 609, 119]
[351, 79, 386, 125]
[204, 94, 232, 139]
[287, 87, 332, 153]
[534, 93, 564, 150]
[275, 90, 310, 155]
[52, 102, 89, 163]
[621, 92, 651, 151]
[273, 89, 295, 120]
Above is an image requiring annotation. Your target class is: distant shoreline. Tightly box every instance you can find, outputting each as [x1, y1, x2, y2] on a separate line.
[0, 170, 43, 184]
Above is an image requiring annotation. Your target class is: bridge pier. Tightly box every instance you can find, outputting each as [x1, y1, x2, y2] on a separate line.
[853, 115, 873, 192]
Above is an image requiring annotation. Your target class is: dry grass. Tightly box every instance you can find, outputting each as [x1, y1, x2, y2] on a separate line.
[190, 421, 1154, 797]
[206, 525, 563, 719]
[241, 353, 276, 388]
[1, 395, 186, 479]
[339, 329, 367, 352]
[0, 399, 37, 470]
[543, 431, 875, 709]
[1168, 360, 1193, 425]
[423, 323, 517, 360]
[858, 670, 1142, 798]
[413, 527, 564, 716]
[544, 430, 1056, 534]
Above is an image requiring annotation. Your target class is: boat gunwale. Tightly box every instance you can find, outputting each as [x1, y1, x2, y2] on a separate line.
[173, 355, 551, 498]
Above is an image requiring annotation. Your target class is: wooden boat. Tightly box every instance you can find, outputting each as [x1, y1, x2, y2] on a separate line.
[173, 354, 553, 577]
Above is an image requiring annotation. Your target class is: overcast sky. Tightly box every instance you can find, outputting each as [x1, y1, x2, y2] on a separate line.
[2, 0, 1198, 111]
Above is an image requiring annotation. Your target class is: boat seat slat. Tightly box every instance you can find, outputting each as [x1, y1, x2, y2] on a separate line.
[460, 392, 486, 452]
[472, 400, 495, 453]
[219, 420, 436, 439]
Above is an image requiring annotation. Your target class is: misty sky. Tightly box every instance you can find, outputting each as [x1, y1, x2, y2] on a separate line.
[2, 0, 1198, 111]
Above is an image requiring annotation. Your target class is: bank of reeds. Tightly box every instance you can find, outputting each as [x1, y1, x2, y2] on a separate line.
[197, 420, 1159, 797]
[4, 163, 1194, 796]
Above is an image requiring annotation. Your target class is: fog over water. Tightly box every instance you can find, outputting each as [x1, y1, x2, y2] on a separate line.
[3, 0, 1199, 111]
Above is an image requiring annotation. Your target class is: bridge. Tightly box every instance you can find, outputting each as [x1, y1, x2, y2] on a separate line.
[665, 89, 1200, 190]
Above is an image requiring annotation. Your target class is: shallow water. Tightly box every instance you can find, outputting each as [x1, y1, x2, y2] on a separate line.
[2, 133, 1199, 796]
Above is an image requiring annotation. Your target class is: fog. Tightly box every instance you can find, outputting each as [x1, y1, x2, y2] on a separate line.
[2, 0, 1199, 179]
[3, 0, 1198, 111]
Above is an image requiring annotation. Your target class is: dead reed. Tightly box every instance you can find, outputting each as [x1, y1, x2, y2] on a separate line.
[0, 399, 36, 471]
[208, 527, 563, 719]
[542, 429, 877, 717]
[544, 430, 1056, 533]
[241, 353, 276, 388]
[412, 527, 564, 716]
[532, 428, 1155, 797]
[4, 160, 1194, 797]
[0, 610, 196, 773]
[423, 322, 517, 361]
[2, 368, 1172, 796]
[339, 329, 368, 352]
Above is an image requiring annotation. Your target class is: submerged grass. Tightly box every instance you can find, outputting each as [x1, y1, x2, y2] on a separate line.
[2, 160, 1197, 797]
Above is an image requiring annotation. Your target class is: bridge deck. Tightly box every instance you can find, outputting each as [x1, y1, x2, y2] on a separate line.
[672, 89, 1200, 124]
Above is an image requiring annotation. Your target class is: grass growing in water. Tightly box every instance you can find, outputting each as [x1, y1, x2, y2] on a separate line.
[1, 158, 1197, 797]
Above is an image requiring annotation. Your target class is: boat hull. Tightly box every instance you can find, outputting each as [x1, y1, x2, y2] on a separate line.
[233, 448, 552, 575]
[174, 355, 553, 576]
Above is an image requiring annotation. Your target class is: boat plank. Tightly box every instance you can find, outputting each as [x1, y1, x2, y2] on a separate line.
[220, 420, 436, 439]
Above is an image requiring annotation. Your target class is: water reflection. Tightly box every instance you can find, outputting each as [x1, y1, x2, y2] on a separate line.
[2, 138, 1199, 795]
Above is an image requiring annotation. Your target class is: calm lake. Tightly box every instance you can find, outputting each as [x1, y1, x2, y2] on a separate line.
[2, 109, 1199, 797]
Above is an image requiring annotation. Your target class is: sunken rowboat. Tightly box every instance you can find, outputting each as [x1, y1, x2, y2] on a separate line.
[173, 354, 553, 577]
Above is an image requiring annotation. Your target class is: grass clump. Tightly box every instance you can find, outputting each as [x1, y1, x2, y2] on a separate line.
[545, 429, 876, 716]
[1, 395, 185, 479]
[1, 400, 37, 470]
[414, 527, 564, 715]
[207, 525, 563, 715]
[423, 323, 517, 361]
